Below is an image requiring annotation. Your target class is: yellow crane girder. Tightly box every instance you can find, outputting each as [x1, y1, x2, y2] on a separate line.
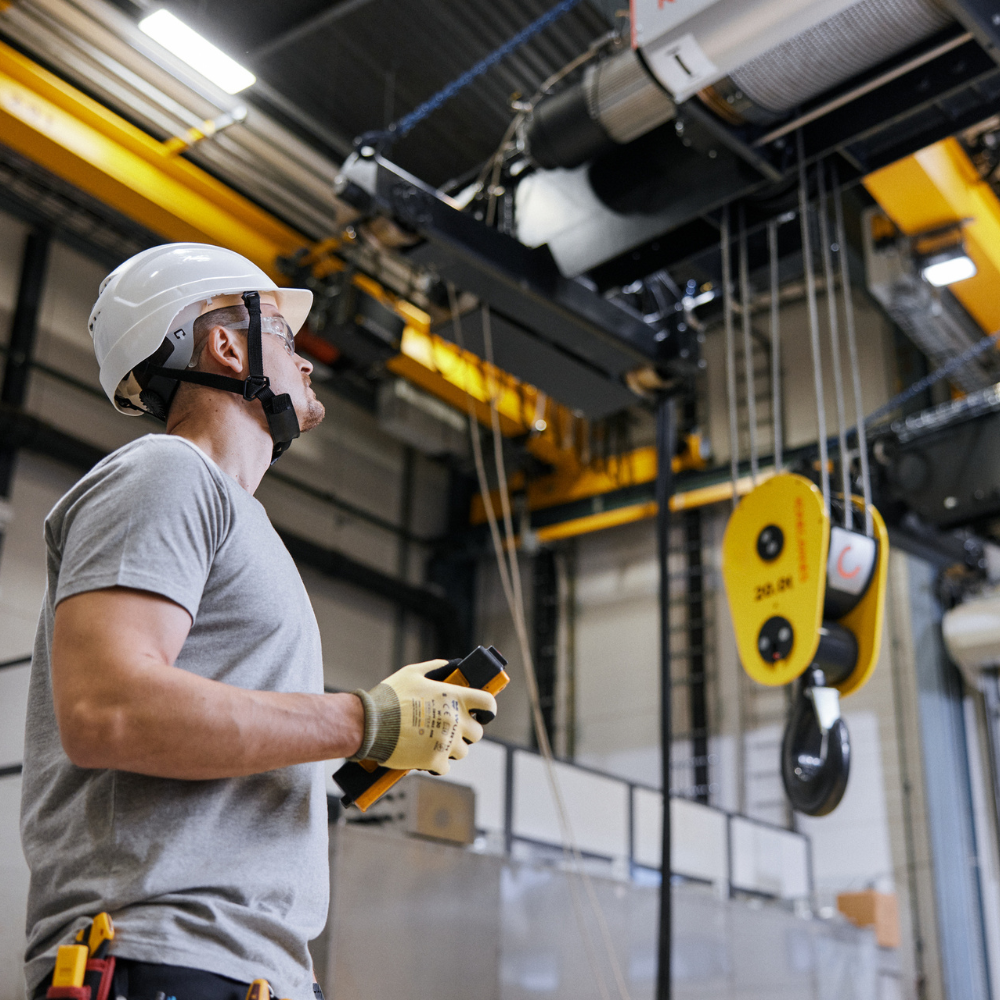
[864, 136, 1000, 335]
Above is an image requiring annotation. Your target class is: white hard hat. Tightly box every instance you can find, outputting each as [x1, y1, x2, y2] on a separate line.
[89, 242, 312, 416]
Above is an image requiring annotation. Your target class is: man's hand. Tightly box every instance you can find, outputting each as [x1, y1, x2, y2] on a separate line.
[52, 586, 364, 778]
[352, 660, 497, 775]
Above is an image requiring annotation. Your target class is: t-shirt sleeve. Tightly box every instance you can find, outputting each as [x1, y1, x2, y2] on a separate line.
[53, 440, 229, 620]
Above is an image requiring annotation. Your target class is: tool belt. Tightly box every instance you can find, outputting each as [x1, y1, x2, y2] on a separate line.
[37, 959, 249, 1000]
[42, 915, 322, 1000]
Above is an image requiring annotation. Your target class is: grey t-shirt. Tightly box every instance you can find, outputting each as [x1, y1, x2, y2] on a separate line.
[20, 435, 327, 1000]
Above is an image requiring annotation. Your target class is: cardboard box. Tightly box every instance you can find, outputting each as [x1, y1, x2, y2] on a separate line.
[347, 774, 476, 846]
[837, 890, 900, 948]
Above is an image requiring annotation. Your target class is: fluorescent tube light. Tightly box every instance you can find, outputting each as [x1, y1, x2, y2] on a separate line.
[139, 10, 256, 94]
[921, 251, 977, 287]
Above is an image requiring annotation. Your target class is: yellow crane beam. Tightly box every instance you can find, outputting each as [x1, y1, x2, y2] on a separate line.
[864, 136, 1000, 335]
[0, 38, 698, 538]
[0, 38, 304, 278]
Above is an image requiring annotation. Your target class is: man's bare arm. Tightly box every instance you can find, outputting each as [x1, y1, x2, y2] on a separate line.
[51, 586, 364, 779]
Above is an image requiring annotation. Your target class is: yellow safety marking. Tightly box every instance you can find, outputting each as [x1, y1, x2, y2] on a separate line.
[722, 474, 829, 687]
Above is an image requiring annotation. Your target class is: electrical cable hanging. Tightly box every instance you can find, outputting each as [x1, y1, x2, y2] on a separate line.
[445, 285, 632, 1000]
[722, 206, 740, 508]
[768, 219, 783, 471]
[797, 130, 831, 511]
[816, 161, 851, 525]
[738, 206, 759, 485]
[480, 304, 632, 1000]
[831, 163, 873, 537]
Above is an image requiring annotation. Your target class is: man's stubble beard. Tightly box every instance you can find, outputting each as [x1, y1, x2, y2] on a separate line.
[299, 388, 325, 432]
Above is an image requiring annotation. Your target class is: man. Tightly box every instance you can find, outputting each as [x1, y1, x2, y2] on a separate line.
[20, 244, 496, 1000]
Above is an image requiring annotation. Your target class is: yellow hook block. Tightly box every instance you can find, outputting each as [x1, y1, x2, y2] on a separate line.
[722, 473, 829, 687]
[834, 497, 889, 698]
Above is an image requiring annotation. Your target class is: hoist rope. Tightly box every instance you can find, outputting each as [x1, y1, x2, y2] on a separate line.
[445, 285, 631, 1000]
[363, 0, 587, 146]
[831, 162, 873, 536]
[480, 304, 632, 1000]
[738, 206, 759, 485]
[816, 161, 851, 526]
[768, 219, 783, 470]
[722, 206, 740, 508]
[797, 131, 831, 511]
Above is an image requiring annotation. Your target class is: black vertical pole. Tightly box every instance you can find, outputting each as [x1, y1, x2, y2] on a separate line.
[685, 508, 709, 802]
[655, 393, 676, 1000]
[532, 547, 559, 750]
[0, 229, 51, 564]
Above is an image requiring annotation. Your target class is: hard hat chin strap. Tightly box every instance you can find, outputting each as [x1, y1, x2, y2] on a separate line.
[149, 291, 300, 464]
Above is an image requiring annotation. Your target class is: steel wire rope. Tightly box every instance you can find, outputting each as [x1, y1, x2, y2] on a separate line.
[480, 303, 633, 1000]
[722, 206, 740, 508]
[479, 32, 616, 226]
[444, 285, 626, 1000]
[797, 131, 831, 511]
[738, 206, 759, 485]
[816, 161, 851, 524]
[831, 162, 873, 536]
[768, 219, 783, 470]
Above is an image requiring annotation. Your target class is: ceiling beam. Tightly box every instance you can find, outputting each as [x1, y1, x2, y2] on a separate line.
[0, 38, 307, 278]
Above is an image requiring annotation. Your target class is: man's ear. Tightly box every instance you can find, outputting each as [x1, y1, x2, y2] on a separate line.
[202, 324, 246, 375]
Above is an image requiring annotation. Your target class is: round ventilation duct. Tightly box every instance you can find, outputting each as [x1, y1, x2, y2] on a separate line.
[524, 0, 952, 169]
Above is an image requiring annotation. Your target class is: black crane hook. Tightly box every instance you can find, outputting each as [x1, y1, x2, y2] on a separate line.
[780, 624, 856, 816]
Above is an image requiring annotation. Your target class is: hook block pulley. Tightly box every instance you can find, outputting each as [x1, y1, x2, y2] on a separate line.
[722, 472, 889, 815]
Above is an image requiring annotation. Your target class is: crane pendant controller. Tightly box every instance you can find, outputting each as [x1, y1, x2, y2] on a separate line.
[334, 645, 510, 812]
[722, 473, 889, 815]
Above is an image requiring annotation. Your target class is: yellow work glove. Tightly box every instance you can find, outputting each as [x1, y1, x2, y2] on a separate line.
[351, 660, 497, 774]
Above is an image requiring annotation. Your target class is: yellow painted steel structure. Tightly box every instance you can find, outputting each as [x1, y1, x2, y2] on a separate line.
[864, 137, 1000, 335]
[499, 470, 773, 545]
[0, 39, 304, 279]
[722, 474, 831, 687]
[835, 498, 889, 697]
[0, 37, 792, 540]
[469, 431, 709, 526]
[0, 40, 595, 480]
[721, 475, 887, 696]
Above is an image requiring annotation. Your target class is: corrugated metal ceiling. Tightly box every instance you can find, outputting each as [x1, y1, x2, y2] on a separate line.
[160, 0, 614, 187]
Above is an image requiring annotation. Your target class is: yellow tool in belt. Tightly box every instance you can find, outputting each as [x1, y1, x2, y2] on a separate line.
[50, 913, 116, 1000]
[245, 979, 293, 1000]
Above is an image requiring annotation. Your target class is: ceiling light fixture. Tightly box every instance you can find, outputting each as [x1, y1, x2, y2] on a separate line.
[139, 10, 256, 94]
[920, 244, 978, 287]
[911, 219, 977, 287]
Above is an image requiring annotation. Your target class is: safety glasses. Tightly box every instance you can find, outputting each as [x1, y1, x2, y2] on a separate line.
[225, 314, 297, 355]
